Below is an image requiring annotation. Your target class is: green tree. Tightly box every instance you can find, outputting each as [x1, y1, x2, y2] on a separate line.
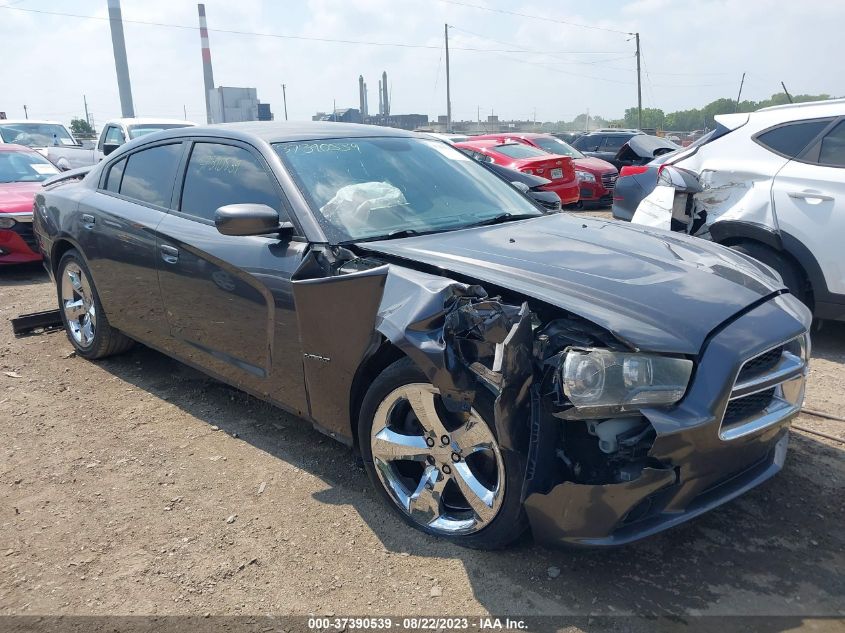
[70, 117, 95, 138]
[623, 107, 665, 130]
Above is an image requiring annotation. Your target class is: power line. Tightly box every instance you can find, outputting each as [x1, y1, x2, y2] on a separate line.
[449, 25, 630, 66]
[435, 0, 633, 35]
[0, 5, 624, 54]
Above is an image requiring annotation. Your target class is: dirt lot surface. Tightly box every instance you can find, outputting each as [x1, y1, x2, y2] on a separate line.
[2, 248, 844, 627]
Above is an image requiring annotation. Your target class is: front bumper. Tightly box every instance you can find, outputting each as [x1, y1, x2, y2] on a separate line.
[523, 293, 810, 547]
[544, 181, 580, 205]
[0, 214, 41, 264]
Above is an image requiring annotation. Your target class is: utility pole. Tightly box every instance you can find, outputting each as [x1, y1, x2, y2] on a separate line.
[735, 72, 746, 112]
[84, 95, 90, 126]
[781, 82, 793, 103]
[333, 98, 337, 122]
[635, 32, 642, 130]
[23, 105, 28, 120]
[183, 104, 187, 120]
[444, 23, 452, 133]
[107, 0, 135, 118]
[281, 84, 288, 121]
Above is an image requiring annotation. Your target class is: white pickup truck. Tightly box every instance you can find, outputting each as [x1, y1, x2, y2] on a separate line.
[0, 118, 195, 170]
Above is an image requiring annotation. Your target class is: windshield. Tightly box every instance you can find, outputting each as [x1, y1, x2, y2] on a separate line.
[0, 123, 77, 147]
[493, 143, 549, 160]
[532, 136, 585, 159]
[274, 137, 543, 242]
[128, 124, 191, 139]
[0, 149, 60, 183]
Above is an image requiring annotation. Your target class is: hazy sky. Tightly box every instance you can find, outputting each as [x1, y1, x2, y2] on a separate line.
[2, 0, 843, 126]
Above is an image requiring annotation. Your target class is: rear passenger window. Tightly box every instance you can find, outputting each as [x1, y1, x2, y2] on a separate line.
[818, 121, 845, 167]
[574, 136, 600, 152]
[104, 158, 126, 193]
[180, 142, 279, 222]
[756, 119, 831, 158]
[119, 143, 183, 207]
[602, 136, 627, 151]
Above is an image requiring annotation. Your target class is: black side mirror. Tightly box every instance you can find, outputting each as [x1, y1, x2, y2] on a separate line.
[102, 142, 120, 156]
[215, 203, 292, 237]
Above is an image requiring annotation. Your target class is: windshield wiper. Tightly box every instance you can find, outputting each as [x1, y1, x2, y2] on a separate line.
[462, 212, 540, 229]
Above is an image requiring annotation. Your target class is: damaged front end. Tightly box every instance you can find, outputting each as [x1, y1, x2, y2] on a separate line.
[290, 244, 717, 546]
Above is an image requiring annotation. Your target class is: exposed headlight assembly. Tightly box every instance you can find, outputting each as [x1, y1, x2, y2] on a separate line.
[0, 216, 17, 229]
[561, 348, 693, 414]
[576, 170, 596, 183]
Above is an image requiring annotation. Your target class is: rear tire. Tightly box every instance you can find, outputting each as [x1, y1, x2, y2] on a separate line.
[729, 241, 811, 308]
[56, 249, 134, 359]
[358, 357, 528, 549]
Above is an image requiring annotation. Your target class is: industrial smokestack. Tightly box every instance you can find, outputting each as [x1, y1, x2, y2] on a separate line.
[107, 0, 135, 118]
[363, 81, 368, 117]
[382, 71, 389, 116]
[198, 4, 216, 124]
[358, 75, 366, 119]
[378, 80, 383, 116]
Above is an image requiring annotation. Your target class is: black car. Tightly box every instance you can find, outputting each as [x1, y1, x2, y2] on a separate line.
[461, 150, 561, 211]
[34, 122, 810, 549]
[571, 130, 643, 164]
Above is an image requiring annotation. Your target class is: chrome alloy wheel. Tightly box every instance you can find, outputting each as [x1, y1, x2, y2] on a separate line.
[370, 384, 505, 535]
[61, 262, 97, 347]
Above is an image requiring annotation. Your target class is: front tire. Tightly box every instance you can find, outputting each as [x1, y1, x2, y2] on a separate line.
[358, 358, 528, 549]
[57, 249, 134, 359]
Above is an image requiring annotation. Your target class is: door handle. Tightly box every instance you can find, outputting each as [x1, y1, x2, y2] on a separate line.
[80, 213, 96, 228]
[160, 244, 179, 264]
[788, 190, 834, 203]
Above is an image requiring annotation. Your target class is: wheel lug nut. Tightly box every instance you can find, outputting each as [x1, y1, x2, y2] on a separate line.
[440, 435, 450, 445]
[442, 465, 452, 475]
[426, 455, 435, 465]
[425, 482, 433, 490]
[425, 437, 435, 447]
[451, 452, 461, 462]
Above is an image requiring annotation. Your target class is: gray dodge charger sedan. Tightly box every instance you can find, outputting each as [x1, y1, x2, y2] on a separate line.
[33, 122, 811, 549]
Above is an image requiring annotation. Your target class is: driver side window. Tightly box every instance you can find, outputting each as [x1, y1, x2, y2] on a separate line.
[179, 142, 281, 222]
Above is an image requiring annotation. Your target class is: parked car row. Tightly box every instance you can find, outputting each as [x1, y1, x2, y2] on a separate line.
[30, 121, 811, 550]
[0, 117, 195, 266]
[614, 98, 845, 322]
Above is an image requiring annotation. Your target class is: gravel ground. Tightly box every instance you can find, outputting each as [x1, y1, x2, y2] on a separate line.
[1, 249, 844, 627]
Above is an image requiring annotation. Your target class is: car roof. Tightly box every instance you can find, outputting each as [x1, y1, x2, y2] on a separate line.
[113, 118, 197, 126]
[148, 121, 421, 144]
[455, 139, 508, 149]
[582, 130, 641, 136]
[756, 97, 845, 115]
[0, 119, 65, 125]
[0, 143, 40, 153]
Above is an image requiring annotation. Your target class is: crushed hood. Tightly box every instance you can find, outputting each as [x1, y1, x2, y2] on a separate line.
[0, 182, 41, 214]
[358, 213, 785, 354]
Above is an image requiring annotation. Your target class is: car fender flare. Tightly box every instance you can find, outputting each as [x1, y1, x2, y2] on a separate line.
[709, 220, 828, 302]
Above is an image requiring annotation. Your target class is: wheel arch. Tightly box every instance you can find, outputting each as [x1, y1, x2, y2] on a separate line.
[709, 220, 819, 307]
[51, 236, 86, 277]
[348, 338, 407, 451]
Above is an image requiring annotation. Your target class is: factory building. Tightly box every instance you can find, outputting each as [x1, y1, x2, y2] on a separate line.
[208, 86, 260, 123]
[257, 103, 274, 121]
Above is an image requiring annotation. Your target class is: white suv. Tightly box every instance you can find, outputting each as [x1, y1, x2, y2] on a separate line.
[632, 99, 845, 321]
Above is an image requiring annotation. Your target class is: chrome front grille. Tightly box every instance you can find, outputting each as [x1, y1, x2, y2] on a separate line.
[719, 335, 809, 441]
[601, 173, 618, 190]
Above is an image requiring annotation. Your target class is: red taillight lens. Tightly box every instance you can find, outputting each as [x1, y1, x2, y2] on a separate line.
[619, 165, 649, 177]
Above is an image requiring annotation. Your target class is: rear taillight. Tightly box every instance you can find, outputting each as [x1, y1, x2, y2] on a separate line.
[619, 165, 649, 177]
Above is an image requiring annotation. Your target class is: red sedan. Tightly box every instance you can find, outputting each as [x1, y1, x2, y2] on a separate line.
[472, 133, 618, 206]
[0, 144, 60, 264]
[455, 140, 579, 206]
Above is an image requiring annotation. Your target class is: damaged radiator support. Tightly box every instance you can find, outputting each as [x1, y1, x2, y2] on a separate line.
[11, 309, 63, 338]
